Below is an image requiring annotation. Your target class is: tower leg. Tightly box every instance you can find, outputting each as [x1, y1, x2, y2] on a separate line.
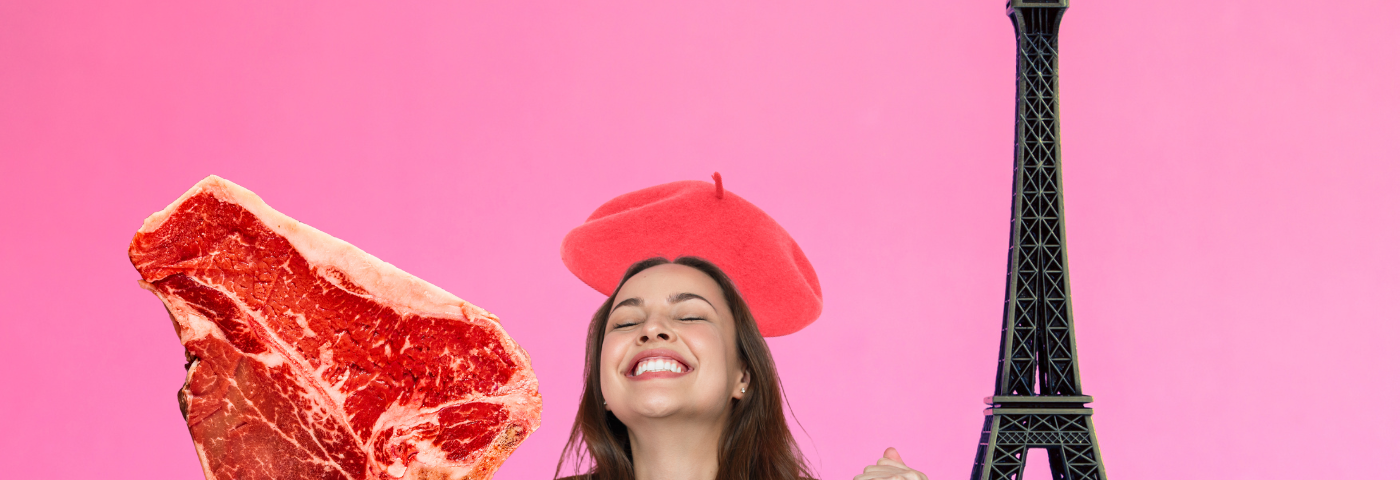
[1047, 445, 1068, 480]
[971, 414, 1028, 480]
[970, 415, 992, 480]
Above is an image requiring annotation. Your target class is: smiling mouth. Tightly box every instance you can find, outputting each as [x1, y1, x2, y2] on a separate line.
[628, 355, 692, 377]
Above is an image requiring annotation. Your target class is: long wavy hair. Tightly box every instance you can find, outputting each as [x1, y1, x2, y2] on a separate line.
[555, 256, 815, 480]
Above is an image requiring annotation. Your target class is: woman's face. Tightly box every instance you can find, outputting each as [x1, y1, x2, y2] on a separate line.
[599, 264, 748, 426]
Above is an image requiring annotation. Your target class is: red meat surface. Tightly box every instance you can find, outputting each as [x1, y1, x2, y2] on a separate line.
[129, 176, 541, 480]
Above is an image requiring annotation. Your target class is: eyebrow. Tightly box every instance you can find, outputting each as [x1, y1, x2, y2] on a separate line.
[611, 297, 642, 313]
[609, 292, 716, 314]
[669, 292, 716, 310]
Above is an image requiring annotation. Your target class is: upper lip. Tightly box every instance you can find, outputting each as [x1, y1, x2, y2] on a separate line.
[627, 349, 692, 376]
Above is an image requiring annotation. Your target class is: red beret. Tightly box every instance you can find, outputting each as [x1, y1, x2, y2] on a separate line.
[560, 174, 822, 336]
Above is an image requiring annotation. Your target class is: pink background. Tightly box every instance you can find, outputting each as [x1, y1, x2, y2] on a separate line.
[2, 1, 1397, 479]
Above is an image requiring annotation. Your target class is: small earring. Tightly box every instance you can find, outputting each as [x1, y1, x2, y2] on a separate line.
[741, 387, 746, 394]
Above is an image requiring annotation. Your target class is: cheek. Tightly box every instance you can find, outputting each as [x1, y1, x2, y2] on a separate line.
[599, 335, 630, 382]
[680, 325, 734, 377]
[683, 327, 721, 354]
[694, 324, 741, 389]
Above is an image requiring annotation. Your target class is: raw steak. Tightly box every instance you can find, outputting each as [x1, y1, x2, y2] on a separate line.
[129, 176, 542, 480]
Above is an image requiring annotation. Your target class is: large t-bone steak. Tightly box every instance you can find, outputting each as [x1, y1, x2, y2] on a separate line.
[129, 176, 542, 480]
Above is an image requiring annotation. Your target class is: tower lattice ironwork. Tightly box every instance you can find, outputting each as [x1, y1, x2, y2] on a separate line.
[969, 2, 1107, 479]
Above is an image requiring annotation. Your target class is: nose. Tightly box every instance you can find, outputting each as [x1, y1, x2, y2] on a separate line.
[637, 315, 673, 344]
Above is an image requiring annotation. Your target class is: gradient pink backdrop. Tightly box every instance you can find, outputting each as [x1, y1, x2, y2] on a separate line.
[2, 1, 1397, 479]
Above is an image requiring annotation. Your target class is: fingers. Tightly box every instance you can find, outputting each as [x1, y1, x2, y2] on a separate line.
[852, 472, 926, 480]
[876, 447, 906, 467]
[853, 470, 929, 480]
[853, 448, 927, 480]
[884, 447, 905, 464]
[863, 465, 903, 474]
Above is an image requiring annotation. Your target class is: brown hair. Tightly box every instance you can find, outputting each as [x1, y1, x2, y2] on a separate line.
[555, 256, 815, 480]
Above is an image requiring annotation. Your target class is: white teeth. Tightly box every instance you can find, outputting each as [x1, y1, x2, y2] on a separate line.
[633, 358, 685, 376]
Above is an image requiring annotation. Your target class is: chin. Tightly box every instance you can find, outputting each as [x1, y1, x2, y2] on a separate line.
[620, 392, 688, 419]
[617, 390, 732, 425]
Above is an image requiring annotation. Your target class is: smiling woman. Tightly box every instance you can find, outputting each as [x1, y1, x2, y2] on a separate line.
[555, 256, 813, 480]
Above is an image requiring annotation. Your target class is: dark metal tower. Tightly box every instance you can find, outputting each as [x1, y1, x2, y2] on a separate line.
[969, 1, 1107, 479]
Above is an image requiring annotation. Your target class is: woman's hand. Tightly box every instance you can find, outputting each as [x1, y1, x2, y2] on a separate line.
[854, 447, 928, 480]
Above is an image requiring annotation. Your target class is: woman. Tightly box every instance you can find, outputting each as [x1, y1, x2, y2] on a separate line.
[555, 256, 928, 480]
[556, 177, 930, 480]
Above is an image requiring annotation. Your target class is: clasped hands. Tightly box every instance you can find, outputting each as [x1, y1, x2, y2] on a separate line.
[853, 447, 928, 480]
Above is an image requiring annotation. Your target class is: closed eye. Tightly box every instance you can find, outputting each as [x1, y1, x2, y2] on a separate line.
[680, 316, 706, 321]
[610, 321, 639, 330]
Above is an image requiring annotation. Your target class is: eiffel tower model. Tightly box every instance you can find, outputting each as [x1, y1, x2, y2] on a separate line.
[969, 2, 1107, 479]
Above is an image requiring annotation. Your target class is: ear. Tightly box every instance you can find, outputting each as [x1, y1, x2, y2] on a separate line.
[734, 369, 751, 400]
